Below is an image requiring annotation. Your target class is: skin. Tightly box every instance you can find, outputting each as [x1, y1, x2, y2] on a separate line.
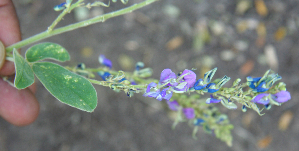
[0, 0, 39, 126]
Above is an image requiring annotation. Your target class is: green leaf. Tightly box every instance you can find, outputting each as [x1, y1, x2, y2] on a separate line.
[13, 49, 35, 89]
[32, 62, 97, 112]
[25, 42, 70, 62]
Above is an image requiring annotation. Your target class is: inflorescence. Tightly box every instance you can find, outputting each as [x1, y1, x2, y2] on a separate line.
[70, 54, 291, 146]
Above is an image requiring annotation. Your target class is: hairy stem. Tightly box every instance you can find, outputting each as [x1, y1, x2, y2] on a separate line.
[6, 0, 158, 53]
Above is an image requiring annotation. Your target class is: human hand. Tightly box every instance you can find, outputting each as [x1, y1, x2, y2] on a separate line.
[0, 0, 39, 126]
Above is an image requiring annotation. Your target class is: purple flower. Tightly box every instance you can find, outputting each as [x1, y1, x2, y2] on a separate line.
[143, 83, 173, 101]
[272, 91, 291, 103]
[130, 81, 137, 85]
[183, 108, 195, 119]
[160, 88, 173, 101]
[179, 69, 196, 89]
[99, 55, 112, 69]
[173, 82, 188, 92]
[167, 100, 180, 111]
[159, 69, 177, 86]
[206, 96, 221, 104]
[252, 91, 291, 105]
[143, 82, 160, 98]
[252, 93, 270, 105]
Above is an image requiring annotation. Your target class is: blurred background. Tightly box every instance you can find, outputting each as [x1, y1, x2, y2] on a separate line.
[1, 0, 299, 150]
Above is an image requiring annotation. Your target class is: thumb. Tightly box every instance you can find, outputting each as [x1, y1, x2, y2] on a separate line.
[0, 41, 5, 69]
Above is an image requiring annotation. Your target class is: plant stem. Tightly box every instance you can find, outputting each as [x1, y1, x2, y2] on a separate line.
[6, 0, 158, 53]
[48, 0, 84, 32]
[87, 78, 147, 89]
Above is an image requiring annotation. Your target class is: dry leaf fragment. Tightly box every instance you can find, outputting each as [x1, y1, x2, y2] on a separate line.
[256, 22, 267, 37]
[255, 36, 266, 47]
[240, 59, 255, 75]
[242, 112, 255, 128]
[278, 111, 293, 131]
[274, 27, 287, 41]
[257, 135, 272, 149]
[166, 36, 184, 51]
[80, 47, 93, 57]
[255, 0, 268, 17]
[124, 40, 139, 51]
[236, 0, 252, 15]
[118, 54, 134, 70]
[236, 20, 248, 33]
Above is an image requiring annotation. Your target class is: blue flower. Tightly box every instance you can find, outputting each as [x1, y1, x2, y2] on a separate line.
[242, 105, 247, 112]
[246, 71, 282, 93]
[247, 77, 269, 92]
[192, 79, 207, 90]
[194, 118, 205, 126]
[135, 62, 144, 71]
[247, 77, 261, 88]
[99, 55, 112, 69]
[76, 63, 86, 70]
[167, 100, 180, 111]
[183, 108, 195, 119]
[118, 77, 126, 82]
[54, 2, 66, 11]
[203, 83, 219, 93]
[97, 72, 111, 81]
[206, 95, 221, 104]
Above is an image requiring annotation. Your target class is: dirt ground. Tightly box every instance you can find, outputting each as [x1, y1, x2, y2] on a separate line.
[1, 0, 299, 150]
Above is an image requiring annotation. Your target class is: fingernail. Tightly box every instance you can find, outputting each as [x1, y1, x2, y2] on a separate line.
[0, 41, 6, 69]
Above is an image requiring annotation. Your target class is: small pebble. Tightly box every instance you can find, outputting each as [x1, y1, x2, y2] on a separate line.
[220, 50, 236, 61]
[124, 40, 140, 51]
[234, 40, 248, 51]
[210, 21, 225, 36]
[264, 45, 278, 71]
[163, 5, 180, 19]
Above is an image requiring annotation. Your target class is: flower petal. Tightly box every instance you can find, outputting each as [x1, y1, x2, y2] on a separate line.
[180, 69, 196, 88]
[167, 100, 179, 111]
[99, 55, 112, 69]
[252, 93, 270, 105]
[160, 69, 177, 86]
[183, 108, 195, 119]
[272, 91, 291, 103]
